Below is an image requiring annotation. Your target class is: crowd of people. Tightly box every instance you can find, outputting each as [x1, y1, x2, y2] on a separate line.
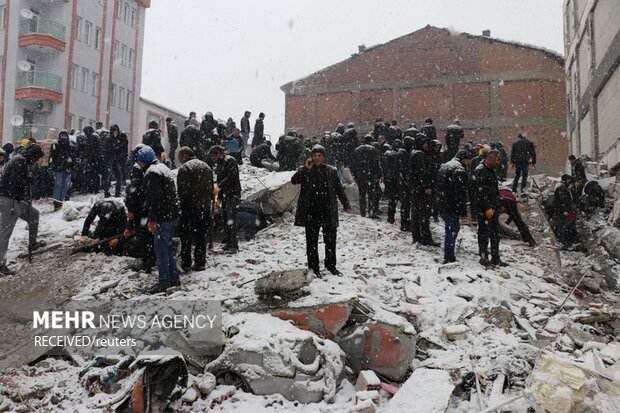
[0, 110, 606, 293]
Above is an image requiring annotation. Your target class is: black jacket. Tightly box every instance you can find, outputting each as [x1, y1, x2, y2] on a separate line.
[553, 182, 575, 215]
[572, 159, 586, 182]
[142, 129, 165, 157]
[343, 127, 360, 157]
[84, 133, 102, 164]
[109, 126, 128, 161]
[215, 155, 241, 197]
[81, 199, 127, 237]
[473, 161, 500, 212]
[250, 143, 276, 166]
[351, 144, 382, 181]
[445, 123, 464, 150]
[124, 165, 148, 231]
[373, 121, 388, 139]
[253, 119, 265, 145]
[386, 125, 402, 144]
[0, 154, 30, 201]
[276, 136, 303, 171]
[240, 116, 251, 134]
[292, 164, 350, 228]
[177, 158, 213, 216]
[50, 136, 76, 172]
[397, 148, 412, 190]
[167, 122, 179, 147]
[142, 161, 179, 222]
[201, 115, 219, 140]
[511, 137, 536, 165]
[408, 149, 434, 193]
[381, 149, 401, 197]
[437, 158, 469, 215]
[421, 123, 437, 141]
[180, 124, 205, 160]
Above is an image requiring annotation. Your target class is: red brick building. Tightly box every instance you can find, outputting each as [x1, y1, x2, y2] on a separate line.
[281, 26, 567, 173]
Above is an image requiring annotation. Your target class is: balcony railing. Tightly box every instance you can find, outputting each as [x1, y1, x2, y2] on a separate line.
[14, 125, 55, 141]
[17, 71, 63, 93]
[19, 18, 66, 42]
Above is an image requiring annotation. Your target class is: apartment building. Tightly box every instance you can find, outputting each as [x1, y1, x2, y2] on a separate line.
[0, 0, 151, 144]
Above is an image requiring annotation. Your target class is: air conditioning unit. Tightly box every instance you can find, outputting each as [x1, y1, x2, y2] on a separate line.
[35, 100, 53, 113]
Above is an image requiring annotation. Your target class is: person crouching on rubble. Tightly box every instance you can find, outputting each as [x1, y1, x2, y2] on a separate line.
[498, 189, 537, 247]
[80, 198, 128, 255]
[292, 145, 351, 277]
[551, 175, 579, 250]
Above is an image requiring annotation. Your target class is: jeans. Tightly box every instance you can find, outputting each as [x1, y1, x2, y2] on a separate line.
[52, 171, 72, 207]
[153, 219, 180, 289]
[512, 161, 530, 192]
[441, 211, 460, 262]
[0, 197, 39, 265]
[103, 160, 124, 196]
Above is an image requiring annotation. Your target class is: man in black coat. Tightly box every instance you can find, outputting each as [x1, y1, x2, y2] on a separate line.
[382, 140, 402, 224]
[351, 136, 382, 218]
[240, 110, 251, 157]
[166, 117, 179, 169]
[409, 134, 438, 245]
[250, 141, 276, 168]
[373, 117, 388, 140]
[277, 133, 303, 171]
[201, 112, 219, 143]
[142, 121, 165, 159]
[184, 111, 196, 128]
[397, 136, 414, 231]
[549, 175, 578, 249]
[386, 121, 402, 144]
[437, 149, 474, 263]
[82, 126, 103, 193]
[568, 155, 587, 183]
[342, 122, 359, 167]
[177, 147, 213, 271]
[0, 143, 44, 274]
[252, 112, 266, 148]
[510, 133, 536, 192]
[210, 145, 241, 253]
[444, 119, 464, 159]
[103, 124, 128, 197]
[421, 118, 437, 141]
[50, 130, 76, 210]
[498, 189, 537, 247]
[292, 145, 351, 276]
[81, 198, 128, 254]
[473, 149, 506, 267]
[180, 118, 205, 161]
[137, 146, 180, 293]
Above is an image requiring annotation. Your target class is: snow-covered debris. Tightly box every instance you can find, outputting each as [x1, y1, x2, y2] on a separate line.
[386, 368, 454, 412]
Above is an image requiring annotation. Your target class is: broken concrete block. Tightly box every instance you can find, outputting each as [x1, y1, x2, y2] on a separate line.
[254, 269, 312, 295]
[182, 387, 199, 403]
[355, 370, 381, 391]
[274, 301, 353, 340]
[386, 368, 454, 412]
[565, 325, 610, 347]
[445, 324, 469, 341]
[352, 399, 376, 413]
[356, 390, 380, 403]
[245, 172, 300, 215]
[195, 373, 217, 397]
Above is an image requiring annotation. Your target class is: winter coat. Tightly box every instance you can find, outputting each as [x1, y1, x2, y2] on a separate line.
[180, 124, 205, 160]
[437, 158, 469, 216]
[83, 133, 102, 164]
[387, 125, 402, 144]
[510, 136, 536, 165]
[124, 165, 148, 227]
[351, 144, 382, 181]
[397, 148, 412, 190]
[373, 122, 388, 139]
[240, 116, 251, 134]
[572, 159, 586, 182]
[201, 115, 219, 140]
[445, 123, 464, 150]
[381, 149, 401, 197]
[142, 161, 179, 222]
[343, 127, 360, 158]
[50, 136, 76, 172]
[215, 155, 241, 197]
[552, 182, 575, 215]
[81, 199, 127, 237]
[277, 136, 303, 171]
[109, 126, 128, 162]
[404, 126, 419, 138]
[177, 158, 213, 217]
[473, 161, 500, 213]
[408, 149, 435, 194]
[291, 164, 350, 228]
[167, 122, 179, 147]
[250, 143, 276, 167]
[253, 119, 265, 145]
[142, 129, 165, 157]
[421, 123, 437, 141]
[0, 154, 31, 201]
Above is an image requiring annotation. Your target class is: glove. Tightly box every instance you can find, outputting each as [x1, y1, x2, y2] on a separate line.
[108, 238, 119, 248]
[123, 229, 132, 238]
[215, 199, 222, 209]
[567, 211, 575, 222]
[511, 164, 516, 170]
[213, 186, 220, 195]
[485, 209, 495, 219]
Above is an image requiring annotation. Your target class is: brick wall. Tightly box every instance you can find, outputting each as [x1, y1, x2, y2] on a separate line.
[282, 26, 568, 173]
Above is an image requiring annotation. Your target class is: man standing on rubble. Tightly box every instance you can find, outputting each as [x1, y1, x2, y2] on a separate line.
[510, 133, 536, 193]
[292, 145, 351, 276]
[409, 134, 439, 246]
[210, 145, 241, 253]
[474, 149, 507, 267]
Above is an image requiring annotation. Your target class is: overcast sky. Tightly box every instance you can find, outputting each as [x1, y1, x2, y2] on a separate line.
[141, 0, 564, 138]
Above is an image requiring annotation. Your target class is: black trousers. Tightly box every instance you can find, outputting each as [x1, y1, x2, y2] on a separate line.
[400, 190, 411, 231]
[477, 214, 500, 260]
[357, 178, 381, 217]
[385, 180, 399, 224]
[502, 200, 534, 243]
[221, 194, 239, 249]
[411, 192, 432, 242]
[305, 221, 337, 271]
[179, 213, 209, 267]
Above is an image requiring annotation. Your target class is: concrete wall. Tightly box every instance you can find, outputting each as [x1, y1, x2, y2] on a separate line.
[282, 26, 567, 174]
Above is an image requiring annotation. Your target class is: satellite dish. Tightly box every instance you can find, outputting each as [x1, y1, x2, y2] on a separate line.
[10, 115, 24, 127]
[20, 9, 34, 19]
[17, 61, 31, 72]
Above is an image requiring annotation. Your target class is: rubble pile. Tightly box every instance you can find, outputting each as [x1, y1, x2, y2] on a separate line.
[0, 165, 618, 412]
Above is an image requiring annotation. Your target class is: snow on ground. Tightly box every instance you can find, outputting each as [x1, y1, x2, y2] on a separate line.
[0, 163, 618, 412]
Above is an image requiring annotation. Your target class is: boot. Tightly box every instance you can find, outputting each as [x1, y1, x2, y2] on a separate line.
[0, 264, 15, 275]
[479, 253, 491, 267]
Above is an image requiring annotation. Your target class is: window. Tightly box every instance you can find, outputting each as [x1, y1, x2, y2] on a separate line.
[68, 113, 75, 130]
[75, 17, 82, 40]
[94, 27, 102, 50]
[81, 68, 89, 93]
[111, 83, 117, 107]
[84, 21, 92, 46]
[114, 40, 119, 61]
[78, 117, 85, 131]
[124, 3, 130, 23]
[130, 8, 136, 28]
[91, 72, 99, 96]
[119, 87, 126, 110]
[126, 90, 131, 111]
[129, 49, 135, 69]
[121, 44, 127, 66]
[116, 1, 122, 19]
[1, 7, 6, 30]
[71, 64, 79, 89]
[89, 119, 96, 127]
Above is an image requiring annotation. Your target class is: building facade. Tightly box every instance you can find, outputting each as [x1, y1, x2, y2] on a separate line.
[0, 0, 150, 144]
[281, 26, 567, 173]
[564, 0, 620, 168]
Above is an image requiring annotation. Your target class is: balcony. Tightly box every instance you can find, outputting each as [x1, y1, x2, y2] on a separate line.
[14, 125, 55, 142]
[19, 18, 66, 52]
[15, 71, 63, 103]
